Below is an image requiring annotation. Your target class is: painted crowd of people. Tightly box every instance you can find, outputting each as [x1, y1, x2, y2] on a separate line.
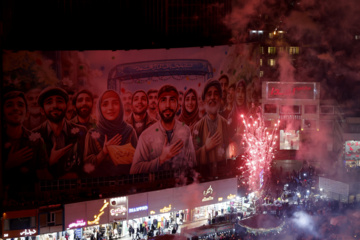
[2, 75, 260, 197]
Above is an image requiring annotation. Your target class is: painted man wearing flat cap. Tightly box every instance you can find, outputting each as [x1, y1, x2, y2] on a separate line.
[192, 79, 230, 179]
[33, 86, 88, 179]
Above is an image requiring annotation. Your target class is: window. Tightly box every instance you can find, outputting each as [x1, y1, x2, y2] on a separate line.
[289, 46, 299, 54]
[4, 217, 36, 231]
[279, 129, 300, 150]
[277, 30, 284, 39]
[259, 71, 264, 77]
[260, 46, 264, 54]
[268, 47, 276, 54]
[320, 106, 334, 114]
[269, 32, 274, 39]
[268, 59, 276, 66]
[264, 104, 277, 113]
[280, 105, 301, 114]
[304, 105, 317, 114]
[260, 59, 263, 66]
[47, 212, 55, 225]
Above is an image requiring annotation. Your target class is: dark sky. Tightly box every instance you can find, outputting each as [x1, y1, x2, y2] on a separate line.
[2, 0, 360, 109]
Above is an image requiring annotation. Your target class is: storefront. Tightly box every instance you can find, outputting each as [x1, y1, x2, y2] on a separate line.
[38, 204, 64, 240]
[109, 196, 128, 238]
[194, 178, 237, 222]
[65, 199, 111, 240]
[2, 209, 38, 240]
[3, 178, 238, 240]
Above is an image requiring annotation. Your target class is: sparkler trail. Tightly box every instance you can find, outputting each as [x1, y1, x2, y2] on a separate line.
[239, 106, 280, 191]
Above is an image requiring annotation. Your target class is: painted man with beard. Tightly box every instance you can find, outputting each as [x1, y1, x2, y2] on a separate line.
[130, 85, 196, 174]
[126, 90, 156, 138]
[2, 91, 48, 196]
[33, 87, 87, 179]
[147, 89, 160, 120]
[192, 79, 230, 178]
[23, 88, 47, 130]
[121, 91, 132, 120]
[70, 89, 96, 130]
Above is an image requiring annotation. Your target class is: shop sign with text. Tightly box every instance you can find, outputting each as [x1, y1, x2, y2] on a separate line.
[267, 82, 315, 99]
[68, 220, 86, 229]
[202, 185, 214, 202]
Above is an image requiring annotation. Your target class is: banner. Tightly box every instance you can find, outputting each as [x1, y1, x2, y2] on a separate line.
[2, 45, 262, 193]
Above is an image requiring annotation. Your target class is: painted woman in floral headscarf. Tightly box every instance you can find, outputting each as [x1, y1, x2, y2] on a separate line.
[84, 90, 137, 176]
[178, 88, 200, 131]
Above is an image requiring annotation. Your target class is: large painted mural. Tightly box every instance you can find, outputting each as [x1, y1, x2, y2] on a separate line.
[2, 45, 262, 195]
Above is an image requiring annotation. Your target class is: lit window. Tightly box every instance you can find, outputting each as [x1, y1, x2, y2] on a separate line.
[268, 59, 276, 66]
[259, 71, 264, 77]
[268, 47, 276, 54]
[280, 129, 300, 150]
[289, 47, 299, 54]
[260, 59, 263, 66]
[277, 31, 284, 38]
[355, 35, 360, 40]
[269, 32, 274, 39]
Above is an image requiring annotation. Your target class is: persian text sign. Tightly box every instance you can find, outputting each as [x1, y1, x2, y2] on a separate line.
[267, 82, 315, 99]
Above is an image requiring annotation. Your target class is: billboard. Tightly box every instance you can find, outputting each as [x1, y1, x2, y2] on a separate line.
[2, 45, 262, 195]
[266, 82, 316, 100]
[344, 140, 360, 168]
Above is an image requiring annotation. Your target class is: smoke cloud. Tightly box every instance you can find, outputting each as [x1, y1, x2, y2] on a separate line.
[223, 1, 360, 238]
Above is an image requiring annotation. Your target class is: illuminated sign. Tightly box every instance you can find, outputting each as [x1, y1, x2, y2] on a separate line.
[203, 185, 213, 195]
[110, 206, 127, 216]
[128, 205, 148, 213]
[202, 196, 214, 202]
[4, 234, 9, 237]
[20, 229, 37, 236]
[345, 141, 360, 159]
[267, 82, 315, 99]
[160, 205, 171, 213]
[218, 197, 223, 201]
[150, 211, 155, 215]
[88, 200, 109, 225]
[69, 220, 86, 228]
[110, 197, 127, 206]
[227, 194, 236, 200]
[202, 185, 214, 202]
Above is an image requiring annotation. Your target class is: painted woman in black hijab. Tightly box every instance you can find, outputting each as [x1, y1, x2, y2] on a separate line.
[84, 90, 137, 176]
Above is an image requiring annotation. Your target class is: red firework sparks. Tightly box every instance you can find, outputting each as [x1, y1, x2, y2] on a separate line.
[239, 108, 280, 191]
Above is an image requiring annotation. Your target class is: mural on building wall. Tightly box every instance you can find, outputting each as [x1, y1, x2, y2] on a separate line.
[1, 46, 262, 194]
